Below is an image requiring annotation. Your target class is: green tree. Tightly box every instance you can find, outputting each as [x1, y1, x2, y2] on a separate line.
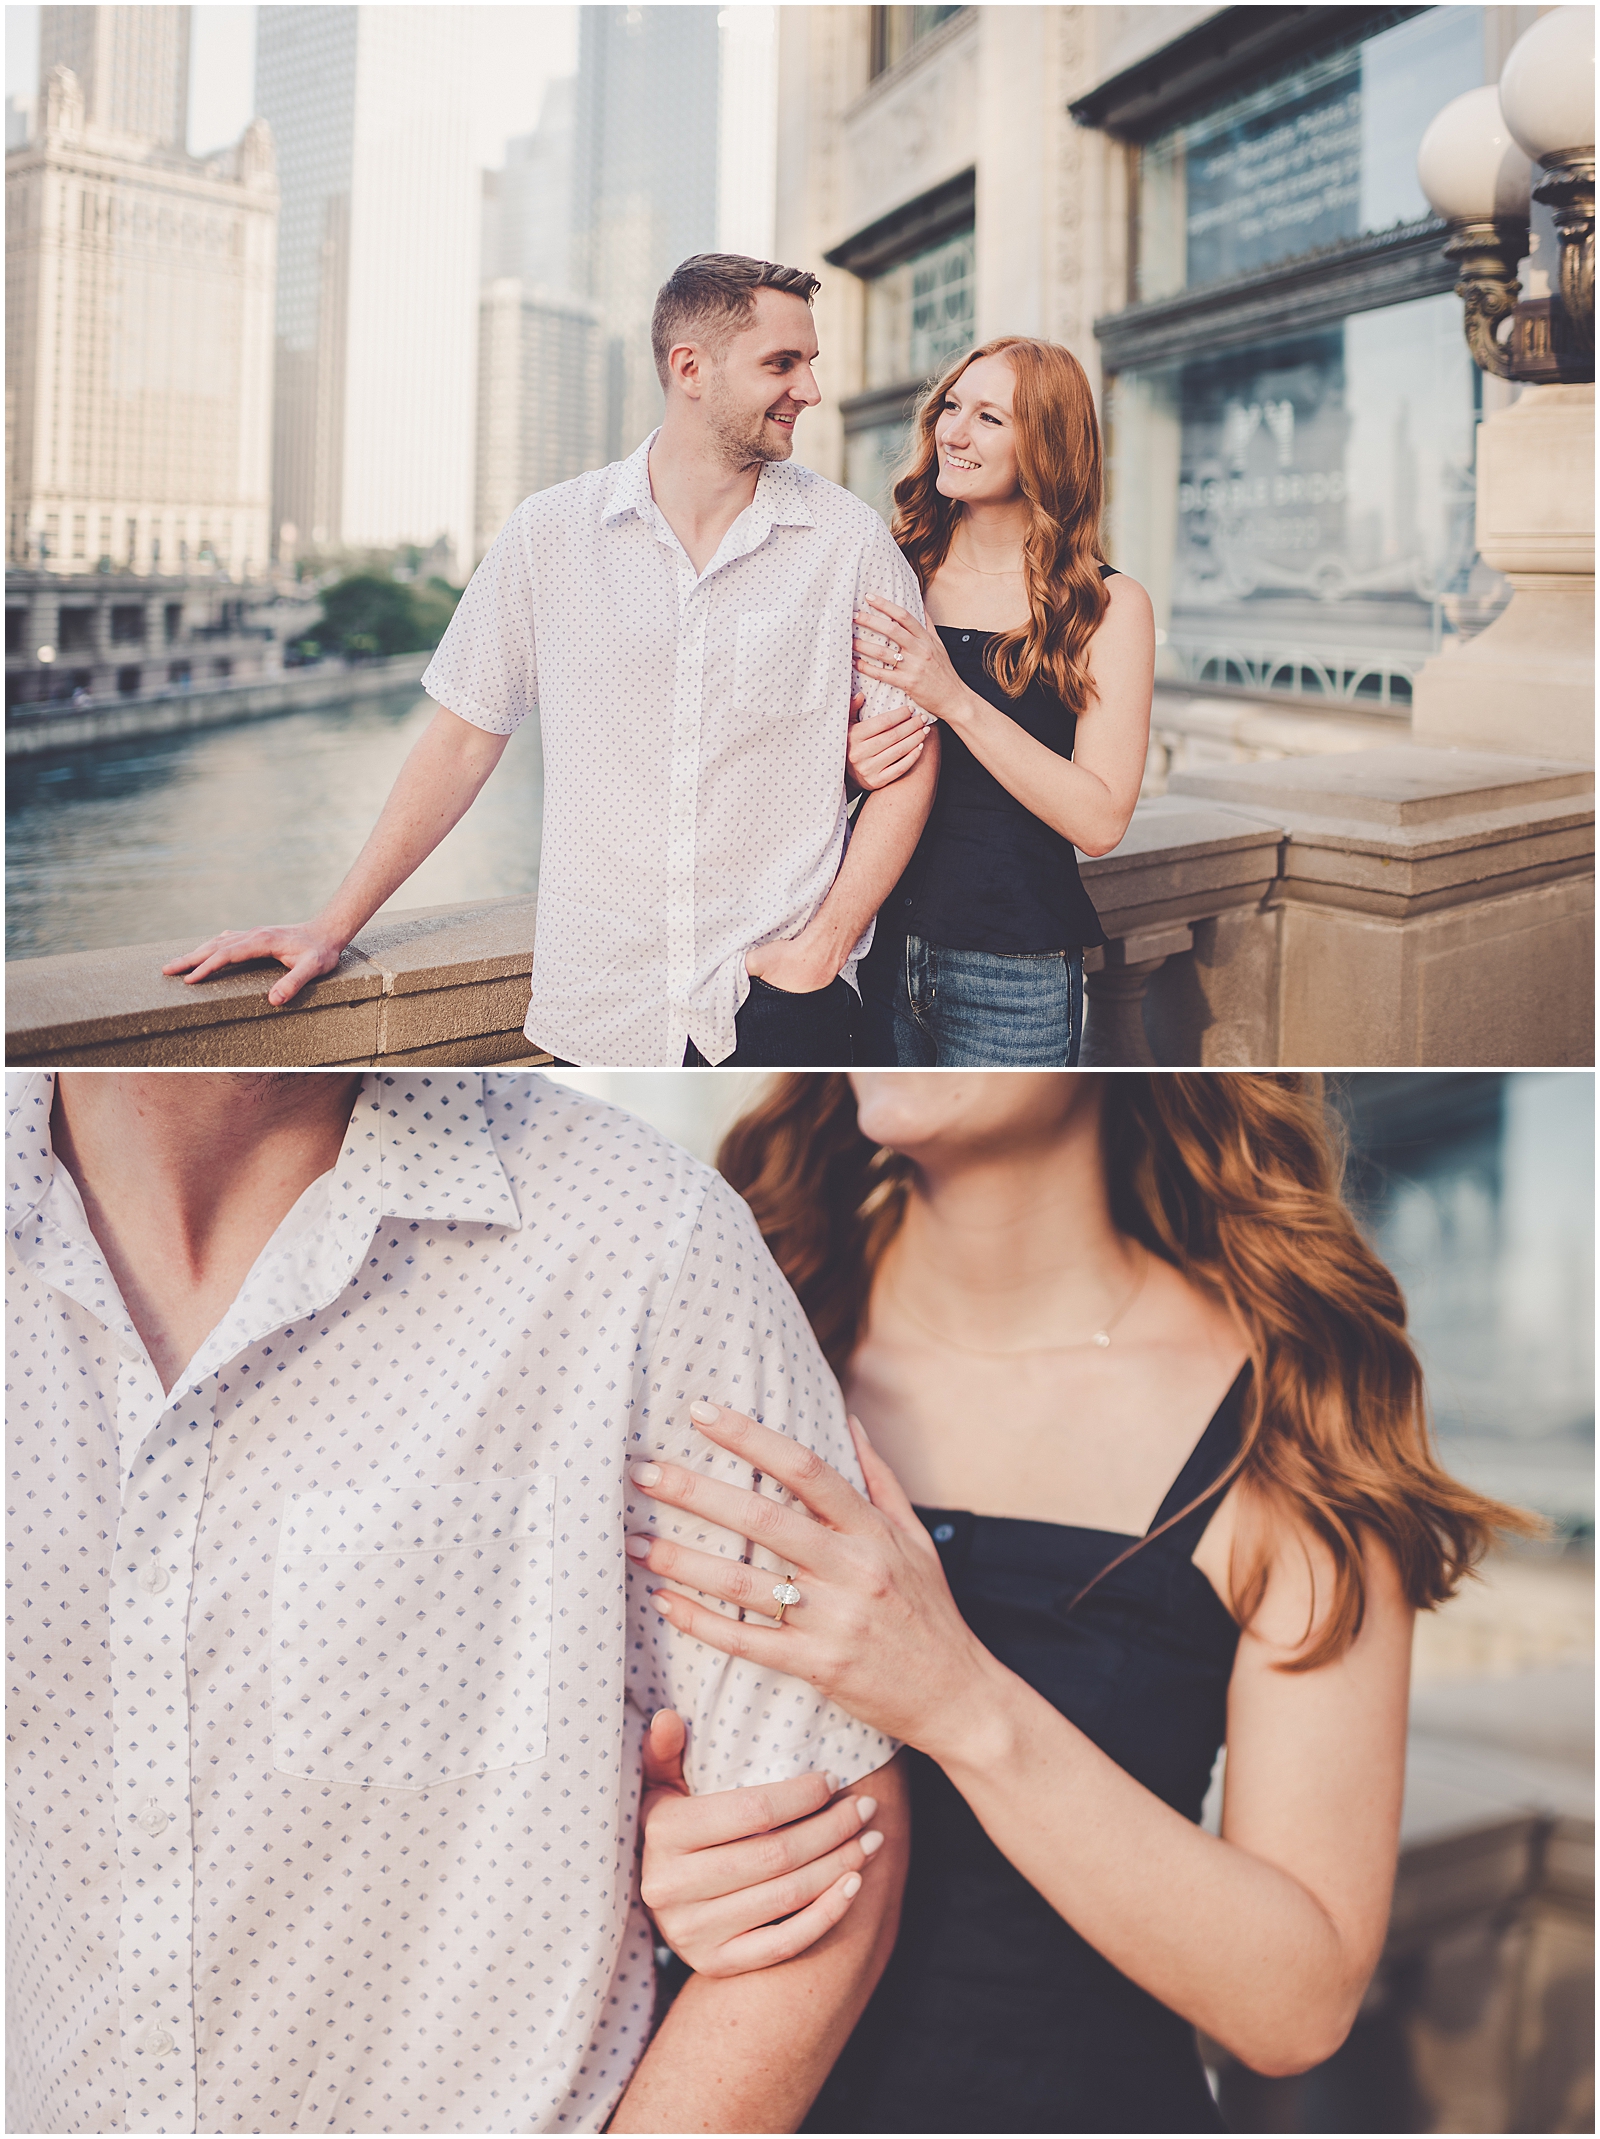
[317, 574, 462, 657]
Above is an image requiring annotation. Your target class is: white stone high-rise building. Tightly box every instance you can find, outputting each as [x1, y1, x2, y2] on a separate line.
[256, 6, 483, 570]
[4, 10, 277, 577]
[38, 4, 190, 148]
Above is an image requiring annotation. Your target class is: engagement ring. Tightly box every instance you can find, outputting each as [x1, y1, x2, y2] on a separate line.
[771, 1580, 801, 1622]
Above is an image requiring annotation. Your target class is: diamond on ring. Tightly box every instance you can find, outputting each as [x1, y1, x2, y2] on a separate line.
[772, 1581, 801, 1608]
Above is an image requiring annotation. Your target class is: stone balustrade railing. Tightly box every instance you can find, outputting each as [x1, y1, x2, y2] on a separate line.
[6, 747, 1593, 1070]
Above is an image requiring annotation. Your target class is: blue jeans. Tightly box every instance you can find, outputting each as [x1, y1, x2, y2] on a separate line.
[877, 934, 1084, 1067]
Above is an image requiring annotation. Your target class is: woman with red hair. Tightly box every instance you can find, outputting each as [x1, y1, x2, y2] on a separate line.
[629, 1073, 1532, 2132]
[848, 338, 1154, 1065]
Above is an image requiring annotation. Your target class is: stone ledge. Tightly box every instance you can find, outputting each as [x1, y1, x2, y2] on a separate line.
[1170, 748, 1595, 918]
[1080, 794, 1284, 939]
[5, 895, 538, 1068]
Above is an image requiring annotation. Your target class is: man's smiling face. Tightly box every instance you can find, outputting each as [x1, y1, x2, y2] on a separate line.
[698, 288, 822, 467]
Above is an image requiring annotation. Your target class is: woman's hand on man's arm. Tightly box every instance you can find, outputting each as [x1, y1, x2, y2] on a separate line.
[627, 1398, 1413, 2084]
[636, 1708, 891, 1977]
[611, 1727, 910, 2133]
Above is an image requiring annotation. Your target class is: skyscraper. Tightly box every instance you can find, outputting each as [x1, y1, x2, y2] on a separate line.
[572, 6, 721, 461]
[475, 77, 603, 562]
[475, 281, 603, 560]
[38, 3, 190, 150]
[255, 6, 481, 569]
[5, 12, 277, 577]
[482, 77, 578, 299]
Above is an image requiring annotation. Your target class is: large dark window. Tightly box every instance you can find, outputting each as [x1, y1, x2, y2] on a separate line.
[1100, 7, 1506, 710]
[831, 170, 977, 520]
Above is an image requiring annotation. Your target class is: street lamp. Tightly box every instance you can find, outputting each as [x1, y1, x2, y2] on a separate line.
[1500, 4, 1594, 357]
[1418, 7, 1594, 382]
[1417, 85, 1533, 375]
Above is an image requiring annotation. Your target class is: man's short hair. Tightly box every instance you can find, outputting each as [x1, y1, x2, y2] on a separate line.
[651, 253, 821, 386]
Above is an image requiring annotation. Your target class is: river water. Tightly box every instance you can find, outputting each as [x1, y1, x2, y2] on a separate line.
[6, 692, 545, 960]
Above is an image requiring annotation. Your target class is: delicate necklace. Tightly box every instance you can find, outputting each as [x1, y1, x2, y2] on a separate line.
[889, 1247, 1149, 1356]
[952, 536, 1024, 577]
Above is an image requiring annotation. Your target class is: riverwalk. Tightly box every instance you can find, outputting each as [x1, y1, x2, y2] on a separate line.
[4, 651, 431, 756]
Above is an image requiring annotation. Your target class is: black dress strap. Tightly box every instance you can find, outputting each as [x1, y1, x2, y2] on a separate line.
[1144, 1364, 1251, 1555]
[1098, 563, 1119, 578]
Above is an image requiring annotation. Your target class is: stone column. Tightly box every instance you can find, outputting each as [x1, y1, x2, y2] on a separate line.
[1412, 383, 1594, 765]
[1169, 748, 1595, 1065]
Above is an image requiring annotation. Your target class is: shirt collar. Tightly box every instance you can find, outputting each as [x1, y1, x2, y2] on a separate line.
[601, 428, 817, 542]
[5, 1073, 523, 1412]
[5, 1071, 521, 1238]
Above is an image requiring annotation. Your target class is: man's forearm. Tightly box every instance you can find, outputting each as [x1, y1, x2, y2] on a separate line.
[608, 1757, 909, 2134]
[792, 734, 939, 976]
[316, 706, 509, 943]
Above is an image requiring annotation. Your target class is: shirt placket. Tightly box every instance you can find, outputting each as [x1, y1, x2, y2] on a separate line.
[111, 1361, 215, 2135]
[666, 554, 707, 1023]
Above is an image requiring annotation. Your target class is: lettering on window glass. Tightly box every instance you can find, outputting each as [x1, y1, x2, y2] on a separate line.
[1185, 74, 1362, 284]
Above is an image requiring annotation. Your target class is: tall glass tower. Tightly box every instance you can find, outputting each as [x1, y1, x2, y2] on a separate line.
[255, 6, 480, 570]
[572, 7, 721, 461]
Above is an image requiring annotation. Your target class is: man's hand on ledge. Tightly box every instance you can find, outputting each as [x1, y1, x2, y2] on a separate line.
[163, 922, 348, 1007]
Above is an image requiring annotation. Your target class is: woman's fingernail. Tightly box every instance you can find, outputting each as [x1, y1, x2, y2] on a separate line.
[842, 1873, 862, 1897]
[650, 1591, 674, 1617]
[689, 1400, 720, 1425]
[860, 1830, 886, 1857]
[855, 1796, 877, 1823]
[823, 1772, 839, 1794]
[631, 1462, 662, 1488]
[625, 1535, 652, 1559]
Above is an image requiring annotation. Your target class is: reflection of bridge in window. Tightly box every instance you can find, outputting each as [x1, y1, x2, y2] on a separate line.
[1098, 7, 1509, 712]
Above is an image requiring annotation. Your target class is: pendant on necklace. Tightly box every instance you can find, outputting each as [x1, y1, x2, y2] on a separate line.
[1092, 1332, 1111, 1348]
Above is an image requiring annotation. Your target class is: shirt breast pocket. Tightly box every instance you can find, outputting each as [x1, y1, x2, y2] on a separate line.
[271, 1473, 556, 1790]
[734, 606, 832, 720]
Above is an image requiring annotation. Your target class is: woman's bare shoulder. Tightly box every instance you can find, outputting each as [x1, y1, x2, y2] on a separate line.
[1099, 569, 1154, 618]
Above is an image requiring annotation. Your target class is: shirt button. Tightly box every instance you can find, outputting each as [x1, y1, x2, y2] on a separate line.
[142, 2026, 174, 2058]
[961, 633, 971, 643]
[136, 1799, 170, 1837]
[932, 1523, 956, 1544]
[139, 1563, 169, 1594]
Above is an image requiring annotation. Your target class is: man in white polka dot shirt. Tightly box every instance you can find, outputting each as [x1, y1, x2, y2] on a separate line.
[168, 255, 939, 1068]
[6, 1070, 908, 2133]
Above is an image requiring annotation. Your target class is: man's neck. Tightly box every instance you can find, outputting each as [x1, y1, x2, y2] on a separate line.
[647, 416, 765, 575]
[51, 1072, 363, 1393]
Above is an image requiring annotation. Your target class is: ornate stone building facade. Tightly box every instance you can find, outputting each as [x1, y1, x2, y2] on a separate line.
[774, 5, 1591, 1068]
[776, 3, 1551, 778]
[4, 38, 277, 579]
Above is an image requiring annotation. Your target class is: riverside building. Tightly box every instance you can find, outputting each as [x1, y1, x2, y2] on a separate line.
[4, 13, 277, 580]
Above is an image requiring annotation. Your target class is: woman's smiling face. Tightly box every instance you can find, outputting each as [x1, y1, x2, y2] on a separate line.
[933, 354, 1022, 507]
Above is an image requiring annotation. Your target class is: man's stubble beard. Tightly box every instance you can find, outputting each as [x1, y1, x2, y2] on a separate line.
[703, 374, 793, 470]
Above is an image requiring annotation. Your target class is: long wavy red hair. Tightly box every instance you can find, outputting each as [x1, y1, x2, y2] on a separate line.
[891, 336, 1111, 719]
[717, 1074, 1538, 1669]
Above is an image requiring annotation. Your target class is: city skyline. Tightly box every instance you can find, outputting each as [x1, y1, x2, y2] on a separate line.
[6, 4, 579, 169]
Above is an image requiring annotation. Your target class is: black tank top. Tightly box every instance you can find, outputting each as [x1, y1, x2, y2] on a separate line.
[805, 1366, 1248, 2136]
[883, 565, 1118, 955]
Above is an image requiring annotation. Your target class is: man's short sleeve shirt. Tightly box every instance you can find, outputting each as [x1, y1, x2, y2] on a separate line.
[421, 437, 923, 1066]
[5, 1072, 894, 2134]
